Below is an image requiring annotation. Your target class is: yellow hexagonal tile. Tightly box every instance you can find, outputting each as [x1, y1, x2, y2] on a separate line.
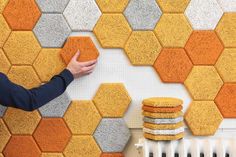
[215, 48, 236, 82]
[64, 101, 102, 135]
[93, 83, 131, 117]
[184, 66, 223, 100]
[93, 14, 132, 48]
[216, 13, 236, 47]
[0, 14, 11, 48]
[33, 49, 66, 82]
[124, 31, 162, 65]
[0, 49, 11, 74]
[0, 0, 8, 13]
[41, 153, 64, 157]
[185, 101, 223, 136]
[96, 0, 129, 13]
[3, 107, 41, 134]
[156, 0, 190, 13]
[154, 14, 192, 47]
[64, 136, 101, 157]
[3, 31, 41, 65]
[0, 119, 10, 152]
[0, 153, 3, 157]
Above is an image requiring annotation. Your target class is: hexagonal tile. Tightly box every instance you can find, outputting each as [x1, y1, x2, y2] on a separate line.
[185, 31, 224, 65]
[184, 101, 223, 135]
[101, 153, 124, 157]
[215, 13, 236, 47]
[96, 0, 129, 13]
[217, 0, 236, 12]
[124, 0, 162, 30]
[64, 100, 101, 135]
[3, 136, 41, 157]
[3, 31, 41, 65]
[0, 119, 10, 152]
[33, 14, 71, 48]
[41, 153, 64, 157]
[33, 48, 66, 82]
[94, 118, 131, 152]
[3, 108, 41, 134]
[93, 14, 132, 48]
[0, 49, 11, 75]
[33, 118, 71, 152]
[36, 0, 69, 13]
[93, 83, 131, 117]
[64, 136, 101, 157]
[60, 37, 99, 65]
[0, 105, 7, 117]
[0, 153, 3, 157]
[0, 0, 8, 13]
[124, 31, 162, 65]
[38, 92, 71, 118]
[7, 66, 41, 89]
[215, 48, 236, 82]
[0, 14, 11, 48]
[3, 0, 41, 30]
[63, 0, 101, 31]
[154, 48, 193, 83]
[154, 14, 192, 47]
[156, 0, 190, 13]
[184, 66, 223, 100]
[215, 83, 236, 118]
[185, 0, 223, 30]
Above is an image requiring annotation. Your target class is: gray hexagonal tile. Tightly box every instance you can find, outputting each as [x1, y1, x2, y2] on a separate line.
[63, 0, 101, 31]
[33, 14, 71, 48]
[217, 0, 236, 12]
[0, 105, 7, 117]
[124, 0, 162, 30]
[36, 0, 69, 13]
[39, 92, 71, 117]
[94, 118, 131, 152]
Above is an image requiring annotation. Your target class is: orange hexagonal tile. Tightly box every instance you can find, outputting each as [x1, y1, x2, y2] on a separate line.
[156, 0, 190, 13]
[7, 66, 41, 89]
[0, 14, 11, 48]
[3, 135, 41, 157]
[64, 136, 101, 157]
[3, 0, 41, 30]
[0, 119, 10, 152]
[64, 100, 101, 135]
[216, 13, 236, 47]
[154, 48, 193, 83]
[184, 66, 223, 100]
[154, 14, 192, 47]
[96, 0, 129, 13]
[124, 31, 162, 65]
[185, 31, 224, 65]
[60, 37, 99, 65]
[3, 108, 41, 134]
[101, 153, 124, 157]
[184, 101, 223, 136]
[93, 83, 131, 117]
[33, 49, 66, 82]
[0, 49, 11, 75]
[41, 153, 64, 157]
[215, 83, 236, 118]
[215, 48, 236, 82]
[93, 14, 132, 48]
[3, 31, 41, 65]
[33, 118, 71, 152]
[0, 0, 8, 13]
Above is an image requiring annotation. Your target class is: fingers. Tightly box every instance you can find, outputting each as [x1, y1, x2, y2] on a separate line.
[82, 63, 96, 72]
[72, 50, 80, 61]
[79, 59, 97, 67]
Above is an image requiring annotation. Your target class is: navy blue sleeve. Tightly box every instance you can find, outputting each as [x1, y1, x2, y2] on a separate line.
[0, 69, 74, 111]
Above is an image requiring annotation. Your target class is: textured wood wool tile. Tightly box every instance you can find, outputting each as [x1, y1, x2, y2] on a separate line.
[143, 127, 184, 135]
[3, 31, 41, 65]
[156, 0, 190, 13]
[64, 136, 102, 157]
[3, 0, 41, 30]
[0, 0, 8, 13]
[7, 66, 41, 89]
[36, 0, 69, 13]
[101, 153, 124, 157]
[154, 14, 192, 47]
[215, 83, 236, 118]
[0, 49, 11, 75]
[0, 153, 3, 157]
[124, 0, 162, 30]
[142, 97, 183, 107]
[93, 83, 131, 117]
[217, 0, 236, 12]
[184, 66, 223, 100]
[185, 31, 224, 65]
[0, 15, 11, 48]
[33, 14, 71, 48]
[33, 49, 66, 82]
[38, 92, 71, 117]
[143, 111, 183, 119]
[64, 100, 101, 135]
[142, 105, 182, 113]
[33, 118, 71, 152]
[93, 14, 132, 48]
[3, 136, 41, 157]
[143, 121, 184, 130]
[144, 132, 184, 141]
[94, 118, 131, 152]
[0, 105, 7, 117]
[185, 0, 223, 30]
[184, 101, 223, 136]
[0, 119, 10, 152]
[41, 153, 64, 157]
[142, 116, 183, 124]
[60, 37, 99, 65]
[215, 49, 236, 82]
[96, 0, 129, 13]
[154, 48, 193, 83]
[63, 0, 101, 31]
[3, 108, 41, 134]
[124, 31, 162, 65]
[215, 13, 236, 47]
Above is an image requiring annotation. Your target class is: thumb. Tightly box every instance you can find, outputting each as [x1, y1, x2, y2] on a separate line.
[72, 50, 80, 61]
